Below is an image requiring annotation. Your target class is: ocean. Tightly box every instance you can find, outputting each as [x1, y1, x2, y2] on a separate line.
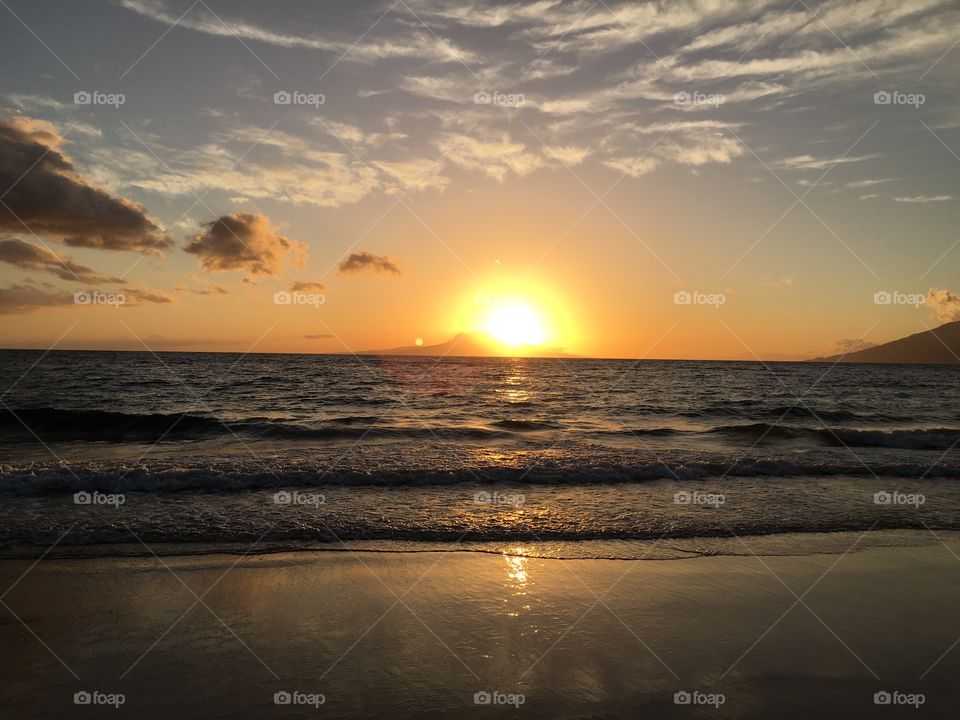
[1, 349, 958, 558]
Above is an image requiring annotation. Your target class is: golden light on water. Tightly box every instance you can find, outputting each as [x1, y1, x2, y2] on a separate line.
[504, 552, 529, 587]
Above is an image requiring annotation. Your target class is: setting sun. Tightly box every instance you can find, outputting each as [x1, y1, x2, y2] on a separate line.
[483, 301, 548, 347]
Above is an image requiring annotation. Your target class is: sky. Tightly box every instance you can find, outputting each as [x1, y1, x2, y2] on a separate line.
[0, 0, 958, 360]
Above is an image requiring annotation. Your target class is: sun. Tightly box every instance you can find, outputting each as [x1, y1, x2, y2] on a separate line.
[483, 301, 547, 347]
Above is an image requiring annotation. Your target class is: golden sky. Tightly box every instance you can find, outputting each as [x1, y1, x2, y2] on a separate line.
[1, 0, 959, 359]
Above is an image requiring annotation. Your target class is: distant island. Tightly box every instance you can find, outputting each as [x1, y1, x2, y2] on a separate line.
[814, 321, 960, 364]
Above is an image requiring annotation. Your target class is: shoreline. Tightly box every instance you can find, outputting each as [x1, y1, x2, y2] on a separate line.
[4, 535, 960, 717]
[2, 527, 958, 561]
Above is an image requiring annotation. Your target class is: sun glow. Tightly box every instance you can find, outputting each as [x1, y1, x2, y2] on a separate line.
[450, 279, 578, 356]
[483, 301, 547, 347]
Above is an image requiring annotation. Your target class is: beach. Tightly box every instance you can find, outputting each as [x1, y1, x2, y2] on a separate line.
[3, 533, 959, 718]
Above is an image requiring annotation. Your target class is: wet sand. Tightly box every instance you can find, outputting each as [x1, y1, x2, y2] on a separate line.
[2, 535, 960, 718]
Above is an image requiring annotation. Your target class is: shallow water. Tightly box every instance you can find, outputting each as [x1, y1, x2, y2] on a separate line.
[1, 350, 957, 553]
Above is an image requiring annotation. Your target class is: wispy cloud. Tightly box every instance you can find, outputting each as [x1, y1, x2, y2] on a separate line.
[119, 0, 477, 63]
[894, 195, 953, 203]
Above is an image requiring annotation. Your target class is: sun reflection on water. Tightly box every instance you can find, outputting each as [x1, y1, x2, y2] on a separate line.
[504, 552, 529, 587]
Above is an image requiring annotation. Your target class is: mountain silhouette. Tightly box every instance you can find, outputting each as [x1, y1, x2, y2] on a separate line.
[814, 321, 960, 364]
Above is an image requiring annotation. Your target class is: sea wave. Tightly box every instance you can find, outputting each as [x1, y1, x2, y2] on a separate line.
[2, 458, 959, 494]
[616, 423, 960, 449]
[4, 407, 958, 451]
[0, 407, 510, 442]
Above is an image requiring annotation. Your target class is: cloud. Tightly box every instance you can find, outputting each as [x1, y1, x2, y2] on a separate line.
[435, 133, 543, 182]
[0, 238, 123, 284]
[121, 286, 174, 305]
[0, 283, 73, 314]
[305, 333, 334, 339]
[289, 280, 326, 292]
[894, 195, 953, 203]
[603, 125, 742, 176]
[338, 251, 402, 276]
[119, 0, 476, 63]
[659, 134, 744, 167]
[0, 117, 170, 254]
[184, 213, 306, 278]
[545, 145, 589, 166]
[104, 126, 383, 209]
[926, 288, 960, 323]
[174, 282, 229, 295]
[375, 159, 450, 194]
[603, 156, 660, 178]
[779, 154, 881, 171]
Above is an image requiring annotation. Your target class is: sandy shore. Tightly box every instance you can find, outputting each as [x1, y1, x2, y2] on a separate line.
[2, 534, 960, 718]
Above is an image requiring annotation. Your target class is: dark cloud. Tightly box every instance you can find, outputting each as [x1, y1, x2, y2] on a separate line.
[184, 213, 306, 277]
[0, 283, 73, 314]
[0, 281, 172, 314]
[122, 287, 174, 305]
[290, 280, 326, 291]
[926, 288, 960, 323]
[0, 117, 171, 254]
[338, 250, 401, 276]
[174, 281, 229, 295]
[0, 238, 123, 284]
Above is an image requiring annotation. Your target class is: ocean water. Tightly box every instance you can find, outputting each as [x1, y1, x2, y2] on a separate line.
[1, 349, 958, 557]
